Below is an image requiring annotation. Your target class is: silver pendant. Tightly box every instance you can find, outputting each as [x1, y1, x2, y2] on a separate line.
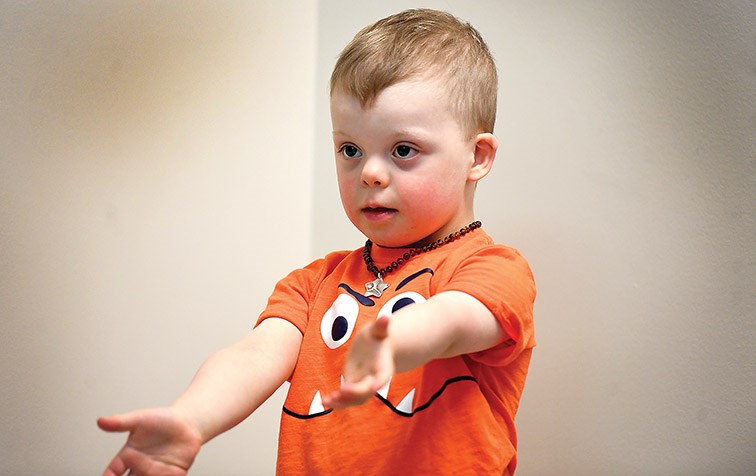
[365, 274, 389, 298]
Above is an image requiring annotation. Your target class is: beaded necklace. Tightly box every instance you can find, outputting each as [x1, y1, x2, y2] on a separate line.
[362, 220, 482, 298]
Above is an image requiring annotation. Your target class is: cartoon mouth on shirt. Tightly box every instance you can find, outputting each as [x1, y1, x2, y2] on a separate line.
[282, 268, 479, 419]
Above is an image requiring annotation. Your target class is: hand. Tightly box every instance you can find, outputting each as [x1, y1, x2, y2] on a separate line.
[322, 316, 395, 409]
[97, 407, 202, 476]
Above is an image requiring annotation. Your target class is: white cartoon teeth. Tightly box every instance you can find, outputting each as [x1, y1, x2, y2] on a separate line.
[375, 378, 416, 415]
[309, 378, 417, 415]
[396, 389, 415, 414]
[309, 391, 325, 415]
[376, 378, 391, 399]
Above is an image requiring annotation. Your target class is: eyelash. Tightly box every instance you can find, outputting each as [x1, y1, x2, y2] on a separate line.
[392, 144, 418, 160]
[338, 144, 362, 159]
[336, 143, 419, 160]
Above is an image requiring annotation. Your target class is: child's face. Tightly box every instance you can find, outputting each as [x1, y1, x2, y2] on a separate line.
[331, 78, 479, 248]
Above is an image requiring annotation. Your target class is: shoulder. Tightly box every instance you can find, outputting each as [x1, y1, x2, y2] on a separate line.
[278, 248, 362, 289]
[302, 249, 359, 277]
[443, 230, 533, 279]
[258, 247, 363, 331]
[433, 231, 536, 313]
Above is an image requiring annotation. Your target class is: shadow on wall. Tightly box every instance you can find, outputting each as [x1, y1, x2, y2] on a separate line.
[5, 2, 263, 155]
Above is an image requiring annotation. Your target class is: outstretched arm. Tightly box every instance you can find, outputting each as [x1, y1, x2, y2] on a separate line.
[98, 317, 301, 476]
[322, 290, 503, 408]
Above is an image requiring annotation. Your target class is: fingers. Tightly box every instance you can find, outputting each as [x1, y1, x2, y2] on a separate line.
[106, 452, 156, 476]
[102, 455, 128, 476]
[322, 382, 373, 409]
[370, 316, 390, 339]
[98, 414, 135, 475]
[323, 316, 394, 410]
[322, 370, 394, 409]
[101, 455, 127, 476]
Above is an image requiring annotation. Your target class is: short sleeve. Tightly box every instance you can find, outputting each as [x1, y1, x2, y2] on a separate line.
[439, 245, 536, 367]
[256, 251, 350, 334]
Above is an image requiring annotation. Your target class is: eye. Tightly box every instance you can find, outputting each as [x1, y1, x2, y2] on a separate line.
[321, 294, 359, 349]
[392, 144, 418, 160]
[377, 291, 426, 319]
[338, 144, 362, 159]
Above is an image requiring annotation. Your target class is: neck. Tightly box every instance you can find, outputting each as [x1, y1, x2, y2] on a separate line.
[363, 221, 482, 278]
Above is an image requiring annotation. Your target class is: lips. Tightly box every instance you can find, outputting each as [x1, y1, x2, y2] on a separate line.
[362, 206, 397, 220]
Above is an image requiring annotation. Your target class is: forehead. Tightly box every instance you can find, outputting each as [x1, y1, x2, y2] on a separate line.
[330, 79, 458, 135]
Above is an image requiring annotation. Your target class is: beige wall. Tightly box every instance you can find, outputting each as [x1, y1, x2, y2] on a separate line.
[1, 1, 754, 475]
[313, 1, 755, 475]
[1, 1, 316, 474]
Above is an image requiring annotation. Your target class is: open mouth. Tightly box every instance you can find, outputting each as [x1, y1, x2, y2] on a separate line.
[283, 374, 477, 419]
[362, 206, 397, 219]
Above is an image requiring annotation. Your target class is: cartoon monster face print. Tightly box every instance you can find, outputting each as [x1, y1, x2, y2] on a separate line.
[282, 267, 478, 420]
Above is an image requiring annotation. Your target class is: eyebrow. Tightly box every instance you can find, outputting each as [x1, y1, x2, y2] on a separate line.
[333, 128, 429, 142]
[338, 283, 375, 306]
[396, 268, 434, 290]
[336, 268, 434, 307]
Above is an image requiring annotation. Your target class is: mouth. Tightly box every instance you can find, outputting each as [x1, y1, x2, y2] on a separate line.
[362, 206, 397, 220]
[289, 375, 417, 418]
[284, 374, 477, 419]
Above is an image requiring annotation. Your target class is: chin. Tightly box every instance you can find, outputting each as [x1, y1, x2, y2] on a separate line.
[360, 230, 404, 247]
[368, 232, 427, 248]
[355, 220, 435, 248]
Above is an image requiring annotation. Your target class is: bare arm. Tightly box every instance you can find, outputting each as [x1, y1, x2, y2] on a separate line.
[98, 317, 302, 475]
[322, 290, 503, 408]
[390, 290, 503, 371]
[171, 317, 301, 442]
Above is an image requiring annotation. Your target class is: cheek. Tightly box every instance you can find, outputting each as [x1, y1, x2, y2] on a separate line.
[337, 181, 356, 209]
[401, 176, 458, 209]
[407, 161, 467, 195]
[336, 168, 355, 198]
[336, 174, 364, 225]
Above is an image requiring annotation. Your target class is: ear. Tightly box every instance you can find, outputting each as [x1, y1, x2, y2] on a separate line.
[468, 133, 498, 182]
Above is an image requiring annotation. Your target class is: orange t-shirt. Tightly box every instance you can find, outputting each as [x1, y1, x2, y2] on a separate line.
[257, 230, 536, 475]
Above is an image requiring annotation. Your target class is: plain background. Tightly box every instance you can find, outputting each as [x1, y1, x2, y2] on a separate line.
[1, 1, 753, 475]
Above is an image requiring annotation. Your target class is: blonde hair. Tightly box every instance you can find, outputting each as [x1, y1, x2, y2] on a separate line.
[330, 9, 498, 138]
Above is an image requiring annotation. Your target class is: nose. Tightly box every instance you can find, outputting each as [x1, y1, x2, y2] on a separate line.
[360, 155, 390, 188]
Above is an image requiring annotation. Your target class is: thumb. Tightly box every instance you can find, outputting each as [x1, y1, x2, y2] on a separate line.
[97, 411, 139, 433]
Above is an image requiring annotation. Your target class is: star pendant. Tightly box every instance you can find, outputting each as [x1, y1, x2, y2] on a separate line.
[365, 274, 389, 298]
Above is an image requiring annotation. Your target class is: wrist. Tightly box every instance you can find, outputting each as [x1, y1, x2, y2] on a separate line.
[168, 402, 207, 444]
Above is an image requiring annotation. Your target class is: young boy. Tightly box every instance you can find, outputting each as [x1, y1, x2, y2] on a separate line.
[98, 9, 535, 475]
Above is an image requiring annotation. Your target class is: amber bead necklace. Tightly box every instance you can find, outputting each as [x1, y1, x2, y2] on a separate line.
[362, 220, 482, 298]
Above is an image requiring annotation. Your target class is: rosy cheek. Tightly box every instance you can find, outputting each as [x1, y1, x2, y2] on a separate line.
[404, 179, 439, 201]
[341, 190, 356, 209]
[337, 183, 356, 209]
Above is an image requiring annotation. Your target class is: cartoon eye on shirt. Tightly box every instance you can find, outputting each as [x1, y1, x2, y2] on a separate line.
[284, 267, 478, 420]
[320, 290, 426, 349]
[320, 294, 358, 349]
